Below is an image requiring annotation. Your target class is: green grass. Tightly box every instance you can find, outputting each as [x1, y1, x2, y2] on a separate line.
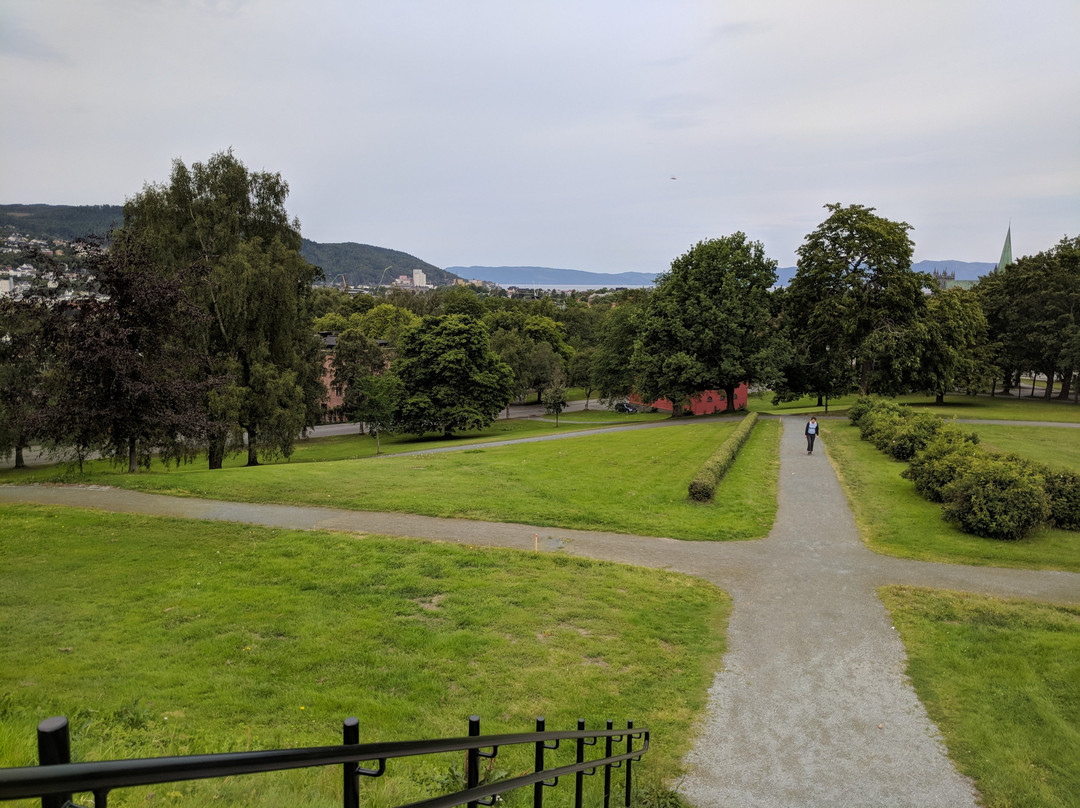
[2, 421, 782, 542]
[968, 424, 1080, 471]
[880, 587, 1080, 808]
[823, 422, 1080, 571]
[897, 394, 1080, 423]
[0, 505, 730, 808]
[532, 409, 672, 424]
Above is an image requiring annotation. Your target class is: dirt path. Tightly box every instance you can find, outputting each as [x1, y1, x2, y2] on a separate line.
[2, 419, 1077, 807]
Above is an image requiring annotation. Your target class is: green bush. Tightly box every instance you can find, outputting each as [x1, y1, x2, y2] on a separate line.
[688, 412, 758, 502]
[1040, 467, 1080, 530]
[902, 427, 981, 502]
[941, 454, 1050, 540]
[884, 412, 946, 461]
[858, 406, 908, 451]
[847, 396, 878, 426]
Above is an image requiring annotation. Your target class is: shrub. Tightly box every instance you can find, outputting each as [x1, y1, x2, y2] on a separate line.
[847, 397, 878, 426]
[902, 427, 981, 502]
[1041, 467, 1080, 530]
[858, 405, 908, 451]
[884, 412, 946, 461]
[941, 454, 1050, 540]
[688, 412, 758, 502]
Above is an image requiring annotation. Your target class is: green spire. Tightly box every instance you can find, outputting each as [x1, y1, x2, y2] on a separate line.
[997, 225, 1013, 270]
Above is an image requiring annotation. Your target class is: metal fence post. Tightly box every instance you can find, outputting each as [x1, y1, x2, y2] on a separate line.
[603, 719, 613, 808]
[574, 718, 585, 808]
[467, 715, 480, 808]
[343, 717, 359, 808]
[624, 721, 633, 808]
[37, 716, 72, 808]
[533, 717, 545, 808]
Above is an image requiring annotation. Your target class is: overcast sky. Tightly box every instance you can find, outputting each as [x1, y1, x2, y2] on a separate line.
[2, 1, 1077, 273]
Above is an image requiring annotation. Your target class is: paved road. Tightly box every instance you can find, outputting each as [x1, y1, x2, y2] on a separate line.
[2, 418, 1078, 807]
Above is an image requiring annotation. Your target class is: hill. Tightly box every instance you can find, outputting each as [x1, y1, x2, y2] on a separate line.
[0, 204, 124, 241]
[772, 259, 997, 287]
[446, 265, 657, 289]
[0, 204, 450, 287]
[300, 240, 454, 287]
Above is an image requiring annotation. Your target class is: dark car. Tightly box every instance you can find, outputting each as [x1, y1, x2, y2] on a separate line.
[614, 402, 637, 413]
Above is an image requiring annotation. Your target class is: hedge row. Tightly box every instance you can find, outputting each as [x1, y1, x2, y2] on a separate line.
[688, 412, 759, 502]
[849, 398, 1080, 540]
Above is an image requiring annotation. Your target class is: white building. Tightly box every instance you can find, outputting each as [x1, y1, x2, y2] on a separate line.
[412, 269, 427, 288]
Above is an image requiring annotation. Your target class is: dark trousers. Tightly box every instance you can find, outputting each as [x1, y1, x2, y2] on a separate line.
[806, 433, 817, 452]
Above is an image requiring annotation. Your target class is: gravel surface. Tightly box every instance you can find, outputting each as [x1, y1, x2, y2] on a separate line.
[3, 417, 1078, 807]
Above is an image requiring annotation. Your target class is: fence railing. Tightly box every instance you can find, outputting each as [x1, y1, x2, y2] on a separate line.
[0, 715, 649, 808]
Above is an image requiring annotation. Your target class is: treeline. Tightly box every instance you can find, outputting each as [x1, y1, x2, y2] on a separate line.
[3, 151, 1078, 474]
[301, 240, 455, 288]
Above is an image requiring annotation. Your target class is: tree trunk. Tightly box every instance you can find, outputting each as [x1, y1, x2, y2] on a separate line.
[246, 424, 259, 466]
[128, 435, 137, 473]
[935, 391, 945, 405]
[726, 385, 738, 413]
[208, 438, 225, 470]
[14, 445, 24, 469]
[1043, 370, 1055, 400]
[1057, 371, 1072, 400]
[816, 393, 824, 407]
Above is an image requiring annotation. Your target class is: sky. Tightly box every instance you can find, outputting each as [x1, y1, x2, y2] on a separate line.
[2, 1, 1078, 273]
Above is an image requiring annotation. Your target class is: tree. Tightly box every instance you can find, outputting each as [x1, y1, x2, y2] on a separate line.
[330, 328, 388, 432]
[115, 150, 325, 468]
[542, 369, 569, 426]
[915, 287, 992, 404]
[357, 303, 421, 346]
[632, 233, 778, 413]
[391, 314, 514, 436]
[0, 251, 67, 468]
[49, 239, 210, 472]
[787, 203, 926, 396]
[567, 346, 597, 409]
[592, 296, 643, 406]
[977, 235, 1079, 400]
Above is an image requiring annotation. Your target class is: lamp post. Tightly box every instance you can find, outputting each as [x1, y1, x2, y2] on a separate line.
[377, 265, 393, 295]
[824, 344, 830, 414]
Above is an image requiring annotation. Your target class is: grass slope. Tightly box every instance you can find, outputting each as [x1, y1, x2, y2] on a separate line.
[823, 422, 1080, 571]
[881, 587, 1080, 808]
[2, 420, 781, 542]
[0, 505, 730, 807]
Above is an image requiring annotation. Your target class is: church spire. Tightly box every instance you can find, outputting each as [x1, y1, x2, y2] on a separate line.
[997, 224, 1013, 270]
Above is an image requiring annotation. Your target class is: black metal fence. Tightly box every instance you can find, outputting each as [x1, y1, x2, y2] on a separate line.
[0, 715, 648, 808]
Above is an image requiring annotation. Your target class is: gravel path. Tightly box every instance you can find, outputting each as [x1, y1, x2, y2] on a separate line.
[2, 418, 1078, 807]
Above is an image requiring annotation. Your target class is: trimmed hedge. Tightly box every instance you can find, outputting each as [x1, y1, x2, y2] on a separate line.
[688, 412, 759, 502]
[901, 425, 981, 502]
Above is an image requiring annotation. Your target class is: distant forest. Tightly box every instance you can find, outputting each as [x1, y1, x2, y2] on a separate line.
[0, 204, 454, 287]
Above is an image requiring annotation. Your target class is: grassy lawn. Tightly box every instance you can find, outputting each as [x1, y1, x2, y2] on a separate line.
[897, 394, 1080, 423]
[0, 504, 730, 808]
[823, 422, 1080, 571]
[968, 424, 1080, 471]
[880, 587, 1080, 808]
[532, 410, 672, 424]
[1, 421, 781, 542]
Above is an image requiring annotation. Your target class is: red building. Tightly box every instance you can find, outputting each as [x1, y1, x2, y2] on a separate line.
[632, 383, 749, 415]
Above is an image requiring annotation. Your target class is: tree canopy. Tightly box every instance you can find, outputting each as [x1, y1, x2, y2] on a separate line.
[633, 233, 778, 413]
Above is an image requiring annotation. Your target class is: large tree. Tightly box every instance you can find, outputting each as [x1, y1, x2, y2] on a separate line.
[915, 286, 992, 404]
[787, 203, 927, 396]
[977, 235, 1079, 399]
[391, 314, 514, 436]
[47, 239, 210, 472]
[632, 233, 778, 413]
[115, 150, 325, 467]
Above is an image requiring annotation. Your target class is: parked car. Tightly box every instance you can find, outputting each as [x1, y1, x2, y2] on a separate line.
[614, 402, 637, 413]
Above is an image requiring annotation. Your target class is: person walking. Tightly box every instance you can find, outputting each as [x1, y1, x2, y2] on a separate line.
[805, 416, 819, 455]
